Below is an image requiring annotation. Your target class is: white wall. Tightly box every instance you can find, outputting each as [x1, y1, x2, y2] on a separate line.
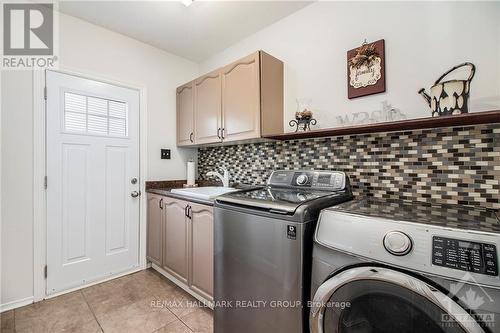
[59, 14, 199, 180]
[1, 71, 34, 308]
[200, 1, 500, 130]
[1, 13, 198, 309]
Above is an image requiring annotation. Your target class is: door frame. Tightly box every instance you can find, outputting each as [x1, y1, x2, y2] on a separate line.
[33, 67, 148, 301]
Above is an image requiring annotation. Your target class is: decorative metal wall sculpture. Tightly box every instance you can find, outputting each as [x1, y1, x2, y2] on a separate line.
[418, 62, 476, 117]
[336, 101, 406, 126]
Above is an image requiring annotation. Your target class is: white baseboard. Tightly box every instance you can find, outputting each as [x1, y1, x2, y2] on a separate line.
[0, 296, 34, 313]
[151, 263, 213, 310]
[0, 267, 146, 313]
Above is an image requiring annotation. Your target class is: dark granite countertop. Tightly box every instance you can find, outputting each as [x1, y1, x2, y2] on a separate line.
[327, 197, 500, 234]
[146, 188, 215, 206]
[145, 179, 258, 206]
[145, 179, 219, 190]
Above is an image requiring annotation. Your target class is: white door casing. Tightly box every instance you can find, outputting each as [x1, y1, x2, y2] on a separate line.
[46, 71, 140, 294]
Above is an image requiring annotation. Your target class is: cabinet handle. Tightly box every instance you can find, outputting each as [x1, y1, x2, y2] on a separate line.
[217, 127, 221, 139]
[187, 205, 192, 219]
[184, 205, 188, 217]
[221, 128, 225, 140]
[189, 132, 194, 143]
[159, 198, 163, 210]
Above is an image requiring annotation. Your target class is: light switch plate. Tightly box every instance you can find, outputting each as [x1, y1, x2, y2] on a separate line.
[161, 149, 171, 159]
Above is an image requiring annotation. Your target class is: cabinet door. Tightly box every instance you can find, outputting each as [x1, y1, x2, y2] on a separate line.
[146, 194, 163, 266]
[163, 197, 189, 283]
[177, 82, 195, 146]
[221, 52, 261, 142]
[189, 202, 214, 298]
[194, 72, 222, 144]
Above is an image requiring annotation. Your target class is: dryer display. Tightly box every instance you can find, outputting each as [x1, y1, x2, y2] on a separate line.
[432, 236, 498, 276]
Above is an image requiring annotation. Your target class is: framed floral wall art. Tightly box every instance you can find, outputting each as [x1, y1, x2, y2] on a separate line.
[347, 39, 386, 99]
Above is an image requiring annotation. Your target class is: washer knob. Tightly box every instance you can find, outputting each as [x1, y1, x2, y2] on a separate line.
[296, 174, 309, 185]
[383, 231, 412, 256]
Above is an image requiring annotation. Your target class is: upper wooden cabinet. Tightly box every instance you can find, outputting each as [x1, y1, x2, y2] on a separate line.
[221, 52, 261, 141]
[194, 72, 222, 145]
[176, 82, 195, 146]
[176, 50, 283, 146]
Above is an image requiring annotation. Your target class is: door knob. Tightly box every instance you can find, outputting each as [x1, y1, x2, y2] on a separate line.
[131, 191, 140, 198]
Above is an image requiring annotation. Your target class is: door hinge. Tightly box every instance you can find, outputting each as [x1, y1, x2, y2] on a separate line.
[44, 176, 47, 189]
[43, 87, 47, 100]
[44, 265, 47, 279]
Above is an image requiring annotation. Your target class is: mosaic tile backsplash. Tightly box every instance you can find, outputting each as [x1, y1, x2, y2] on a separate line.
[198, 123, 500, 210]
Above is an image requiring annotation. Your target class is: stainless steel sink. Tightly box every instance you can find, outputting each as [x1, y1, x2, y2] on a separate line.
[170, 186, 238, 200]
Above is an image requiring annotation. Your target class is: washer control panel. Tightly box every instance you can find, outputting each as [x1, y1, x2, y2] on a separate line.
[268, 170, 347, 190]
[295, 174, 309, 186]
[432, 236, 498, 276]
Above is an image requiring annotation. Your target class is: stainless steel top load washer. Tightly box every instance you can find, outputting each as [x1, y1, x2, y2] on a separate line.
[310, 197, 500, 333]
[214, 170, 353, 333]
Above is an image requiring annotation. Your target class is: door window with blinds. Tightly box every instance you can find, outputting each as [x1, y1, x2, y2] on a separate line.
[64, 92, 129, 137]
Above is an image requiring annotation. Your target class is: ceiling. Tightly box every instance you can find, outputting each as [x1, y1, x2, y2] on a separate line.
[57, 1, 312, 62]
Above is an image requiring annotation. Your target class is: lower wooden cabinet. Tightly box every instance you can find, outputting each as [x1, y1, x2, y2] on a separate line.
[146, 193, 214, 300]
[189, 202, 214, 299]
[162, 197, 189, 284]
[146, 194, 163, 266]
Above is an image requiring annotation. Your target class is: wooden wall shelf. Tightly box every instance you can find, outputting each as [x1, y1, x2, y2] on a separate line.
[264, 110, 500, 141]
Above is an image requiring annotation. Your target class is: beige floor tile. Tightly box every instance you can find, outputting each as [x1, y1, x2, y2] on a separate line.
[98, 296, 177, 333]
[133, 269, 178, 295]
[1, 310, 15, 333]
[83, 274, 156, 320]
[16, 291, 82, 319]
[15, 291, 101, 333]
[180, 308, 213, 333]
[155, 286, 204, 319]
[8, 269, 211, 333]
[132, 268, 164, 282]
[153, 320, 192, 333]
[16, 318, 101, 333]
[82, 274, 136, 300]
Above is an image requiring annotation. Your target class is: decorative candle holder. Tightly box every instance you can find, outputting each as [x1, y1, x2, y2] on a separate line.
[289, 109, 317, 132]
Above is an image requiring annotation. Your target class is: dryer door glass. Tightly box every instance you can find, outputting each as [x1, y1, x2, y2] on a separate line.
[324, 280, 466, 333]
[310, 267, 485, 333]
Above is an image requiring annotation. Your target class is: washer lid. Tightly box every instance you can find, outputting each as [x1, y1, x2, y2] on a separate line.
[216, 187, 341, 214]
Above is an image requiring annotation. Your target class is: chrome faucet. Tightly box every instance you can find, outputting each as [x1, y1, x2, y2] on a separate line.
[206, 167, 230, 187]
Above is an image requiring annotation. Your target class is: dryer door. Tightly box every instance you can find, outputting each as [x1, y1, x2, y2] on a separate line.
[310, 266, 485, 333]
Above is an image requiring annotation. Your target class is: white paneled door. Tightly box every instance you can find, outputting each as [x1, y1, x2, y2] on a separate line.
[46, 71, 140, 295]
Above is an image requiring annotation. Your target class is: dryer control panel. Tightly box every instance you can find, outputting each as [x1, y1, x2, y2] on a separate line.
[432, 236, 498, 276]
